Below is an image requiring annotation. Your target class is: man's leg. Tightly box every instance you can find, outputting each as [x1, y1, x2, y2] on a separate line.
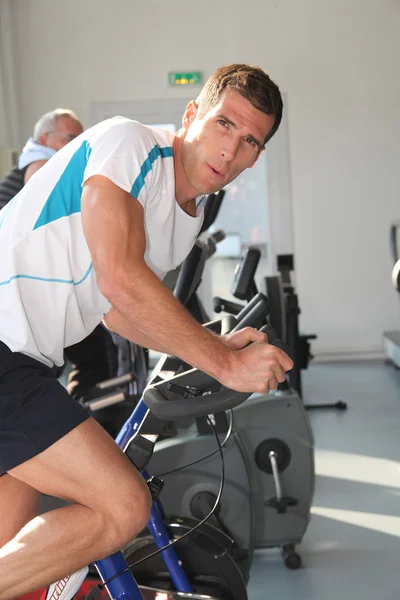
[0, 418, 151, 600]
[0, 475, 40, 547]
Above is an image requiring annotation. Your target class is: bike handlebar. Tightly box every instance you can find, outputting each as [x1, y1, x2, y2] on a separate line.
[143, 293, 293, 420]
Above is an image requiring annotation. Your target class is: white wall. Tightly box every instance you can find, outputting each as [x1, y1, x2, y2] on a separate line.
[4, 0, 400, 358]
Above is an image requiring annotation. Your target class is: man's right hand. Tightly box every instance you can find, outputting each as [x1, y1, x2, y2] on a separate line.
[220, 342, 294, 394]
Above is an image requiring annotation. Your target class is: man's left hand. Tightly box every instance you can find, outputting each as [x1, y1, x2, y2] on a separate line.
[221, 327, 268, 351]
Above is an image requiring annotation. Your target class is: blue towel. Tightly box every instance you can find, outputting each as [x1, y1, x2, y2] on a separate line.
[18, 138, 56, 169]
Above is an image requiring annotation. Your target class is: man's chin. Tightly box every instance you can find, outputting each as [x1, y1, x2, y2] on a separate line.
[186, 172, 226, 197]
[198, 181, 225, 196]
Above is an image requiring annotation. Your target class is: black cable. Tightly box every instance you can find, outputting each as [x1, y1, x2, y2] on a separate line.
[154, 409, 233, 477]
[88, 416, 225, 595]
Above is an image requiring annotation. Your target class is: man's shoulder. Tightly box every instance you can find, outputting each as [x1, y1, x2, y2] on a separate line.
[92, 117, 152, 138]
[91, 117, 173, 149]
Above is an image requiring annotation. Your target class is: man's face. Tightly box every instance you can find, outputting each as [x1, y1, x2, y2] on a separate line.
[180, 90, 276, 196]
[42, 116, 83, 151]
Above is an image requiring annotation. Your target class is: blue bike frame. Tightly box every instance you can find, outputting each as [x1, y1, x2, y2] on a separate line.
[94, 397, 194, 600]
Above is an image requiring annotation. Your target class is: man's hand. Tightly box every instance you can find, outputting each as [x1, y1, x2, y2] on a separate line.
[219, 330, 294, 394]
[221, 327, 268, 350]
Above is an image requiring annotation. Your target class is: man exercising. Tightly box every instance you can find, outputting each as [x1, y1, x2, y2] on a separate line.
[0, 63, 293, 599]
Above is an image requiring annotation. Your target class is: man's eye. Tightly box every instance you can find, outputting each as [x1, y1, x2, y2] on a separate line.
[217, 119, 229, 127]
[244, 137, 256, 146]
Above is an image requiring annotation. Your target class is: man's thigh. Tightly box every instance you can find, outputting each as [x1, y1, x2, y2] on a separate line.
[0, 342, 148, 516]
[8, 418, 148, 513]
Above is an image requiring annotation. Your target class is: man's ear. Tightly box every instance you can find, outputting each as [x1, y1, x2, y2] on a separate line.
[182, 100, 198, 130]
[37, 132, 49, 147]
[248, 146, 265, 169]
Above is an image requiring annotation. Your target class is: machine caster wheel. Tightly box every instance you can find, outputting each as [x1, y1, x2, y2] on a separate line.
[281, 544, 302, 570]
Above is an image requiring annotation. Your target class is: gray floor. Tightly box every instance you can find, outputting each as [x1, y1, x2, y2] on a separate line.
[248, 360, 400, 600]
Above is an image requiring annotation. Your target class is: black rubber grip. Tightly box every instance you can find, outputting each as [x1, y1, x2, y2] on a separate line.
[210, 229, 225, 245]
[231, 247, 261, 300]
[213, 297, 244, 315]
[260, 324, 294, 362]
[232, 293, 270, 332]
[235, 293, 269, 323]
[199, 190, 225, 234]
[174, 243, 203, 304]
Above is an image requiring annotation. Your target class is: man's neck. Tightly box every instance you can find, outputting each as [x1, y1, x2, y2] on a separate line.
[180, 198, 197, 217]
[172, 132, 198, 209]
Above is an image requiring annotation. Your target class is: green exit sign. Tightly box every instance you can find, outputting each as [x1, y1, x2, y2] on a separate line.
[168, 71, 202, 86]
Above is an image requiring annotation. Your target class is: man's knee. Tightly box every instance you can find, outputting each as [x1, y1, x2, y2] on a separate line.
[102, 471, 152, 550]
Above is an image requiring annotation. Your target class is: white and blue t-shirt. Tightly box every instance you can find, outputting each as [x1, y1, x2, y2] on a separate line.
[0, 117, 204, 367]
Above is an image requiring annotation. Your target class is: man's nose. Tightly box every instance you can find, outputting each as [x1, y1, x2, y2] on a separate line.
[221, 137, 240, 162]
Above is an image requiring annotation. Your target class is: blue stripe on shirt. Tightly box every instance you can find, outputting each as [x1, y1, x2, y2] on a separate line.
[0, 198, 14, 230]
[130, 145, 173, 199]
[33, 140, 92, 230]
[0, 263, 93, 287]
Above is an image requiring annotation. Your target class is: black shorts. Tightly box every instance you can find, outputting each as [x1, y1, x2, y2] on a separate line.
[0, 341, 90, 476]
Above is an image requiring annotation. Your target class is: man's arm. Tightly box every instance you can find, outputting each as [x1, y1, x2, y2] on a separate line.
[82, 175, 233, 380]
[103, 307, 167, 353]
[81, 176, 293, 393]
[24, 160, 48, 184]
[103, 306, 265, 355]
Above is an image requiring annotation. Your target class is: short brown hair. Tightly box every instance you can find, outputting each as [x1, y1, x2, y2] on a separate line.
[196, 64, 283, 145]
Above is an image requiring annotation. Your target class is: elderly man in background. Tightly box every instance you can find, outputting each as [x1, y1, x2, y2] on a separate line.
[0, 108, 83, 208]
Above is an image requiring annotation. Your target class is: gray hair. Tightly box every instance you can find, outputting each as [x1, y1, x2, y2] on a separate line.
[33, 108, 81, 141]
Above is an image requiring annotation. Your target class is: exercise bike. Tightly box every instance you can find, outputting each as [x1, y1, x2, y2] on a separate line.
[44, 295, 281, 600]
[150, 253, 315, 572]
[73, 246, 314, 580]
